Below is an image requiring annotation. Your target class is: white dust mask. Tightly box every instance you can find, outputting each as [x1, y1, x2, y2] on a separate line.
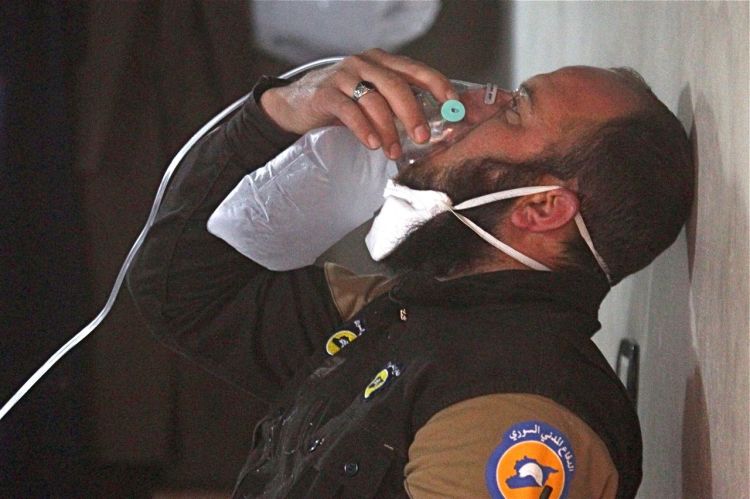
[365, 179, 611, 282]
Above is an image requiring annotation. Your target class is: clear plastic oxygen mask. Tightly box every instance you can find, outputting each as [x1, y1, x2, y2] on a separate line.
[396, 80, 499, 171]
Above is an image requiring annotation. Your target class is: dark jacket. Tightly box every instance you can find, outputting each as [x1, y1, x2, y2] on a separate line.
[127, 78, 642, 498]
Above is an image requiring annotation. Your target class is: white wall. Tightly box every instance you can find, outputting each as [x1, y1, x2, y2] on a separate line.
[505, 2, 749, 497]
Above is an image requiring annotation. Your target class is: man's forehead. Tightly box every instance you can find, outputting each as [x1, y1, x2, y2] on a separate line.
[523, 65, 622, 88]
[522, 65, 641, 124]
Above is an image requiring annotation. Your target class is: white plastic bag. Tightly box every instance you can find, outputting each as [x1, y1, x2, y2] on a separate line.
[207, 126, 397, 270]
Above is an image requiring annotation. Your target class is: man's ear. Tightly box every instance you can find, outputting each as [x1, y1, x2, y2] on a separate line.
[510, 188, 580, 232]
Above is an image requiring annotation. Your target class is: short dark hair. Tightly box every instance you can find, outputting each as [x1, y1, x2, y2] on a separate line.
[549, 71, 694, 284]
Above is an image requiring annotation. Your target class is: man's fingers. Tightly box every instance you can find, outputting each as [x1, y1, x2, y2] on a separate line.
[345, 57, 426, 144]
[360, 49, 457, 102]
[334, 75, 403, 158]
[269, 49, 454, 154]
[345, 50, 455, 144]
[322, 91, 383, 152]
[353, 91, 402, 159]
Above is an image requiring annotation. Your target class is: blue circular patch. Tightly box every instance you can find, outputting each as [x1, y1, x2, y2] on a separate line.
[485, 421, 576, 499]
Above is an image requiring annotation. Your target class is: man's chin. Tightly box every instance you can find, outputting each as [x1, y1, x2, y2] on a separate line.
[384, 155, 545, 276]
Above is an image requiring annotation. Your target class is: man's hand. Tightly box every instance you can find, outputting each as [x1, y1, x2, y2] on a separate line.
[260, 48, 457, 160]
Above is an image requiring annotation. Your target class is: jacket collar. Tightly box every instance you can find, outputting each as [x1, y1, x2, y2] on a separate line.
[389, 269, 610, 320]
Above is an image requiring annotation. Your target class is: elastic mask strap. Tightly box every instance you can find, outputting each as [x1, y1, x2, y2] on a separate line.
[574, 214, 612, 284]
[453, 185, 559, 210]
[448, 209, 552, 272]
[450, 186, 559, 272]
[451, 185, 612, 281]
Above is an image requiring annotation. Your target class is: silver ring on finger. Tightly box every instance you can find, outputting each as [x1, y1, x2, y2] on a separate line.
[351, 80, 377, 102]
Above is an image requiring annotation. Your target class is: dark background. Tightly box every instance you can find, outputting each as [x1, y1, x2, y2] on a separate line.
[0, 1, 510, 496]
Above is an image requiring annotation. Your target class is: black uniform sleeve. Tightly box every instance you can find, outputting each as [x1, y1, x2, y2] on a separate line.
[126, 77, 342, 403]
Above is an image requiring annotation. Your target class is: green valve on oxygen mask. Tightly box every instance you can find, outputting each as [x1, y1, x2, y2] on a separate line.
[396, 80, 492, 171]
[440, 99, 466, 122]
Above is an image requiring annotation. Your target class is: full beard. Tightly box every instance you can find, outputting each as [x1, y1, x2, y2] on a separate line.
[381, 157, 547, 278]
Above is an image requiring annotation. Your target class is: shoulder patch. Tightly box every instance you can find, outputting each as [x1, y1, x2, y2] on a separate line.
[485, 421, 575, 499]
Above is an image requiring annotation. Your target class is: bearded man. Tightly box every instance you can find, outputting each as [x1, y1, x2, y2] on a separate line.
[128, 49, 692, 498]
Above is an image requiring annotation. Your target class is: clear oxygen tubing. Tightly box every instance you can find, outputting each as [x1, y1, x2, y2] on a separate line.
[0, 56, 346, 423]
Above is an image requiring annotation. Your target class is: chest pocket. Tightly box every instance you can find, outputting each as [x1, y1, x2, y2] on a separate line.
[285, 426, 407, 499]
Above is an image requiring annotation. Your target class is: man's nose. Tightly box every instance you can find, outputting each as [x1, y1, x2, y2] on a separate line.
[495, 88, 515, 106]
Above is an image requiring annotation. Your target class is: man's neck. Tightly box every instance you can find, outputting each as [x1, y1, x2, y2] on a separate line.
[443, 255, 530, 280]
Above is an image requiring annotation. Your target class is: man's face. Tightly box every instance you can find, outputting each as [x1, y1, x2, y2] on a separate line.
[384, 66, 644, 277]
[398, 66, 642, 192]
